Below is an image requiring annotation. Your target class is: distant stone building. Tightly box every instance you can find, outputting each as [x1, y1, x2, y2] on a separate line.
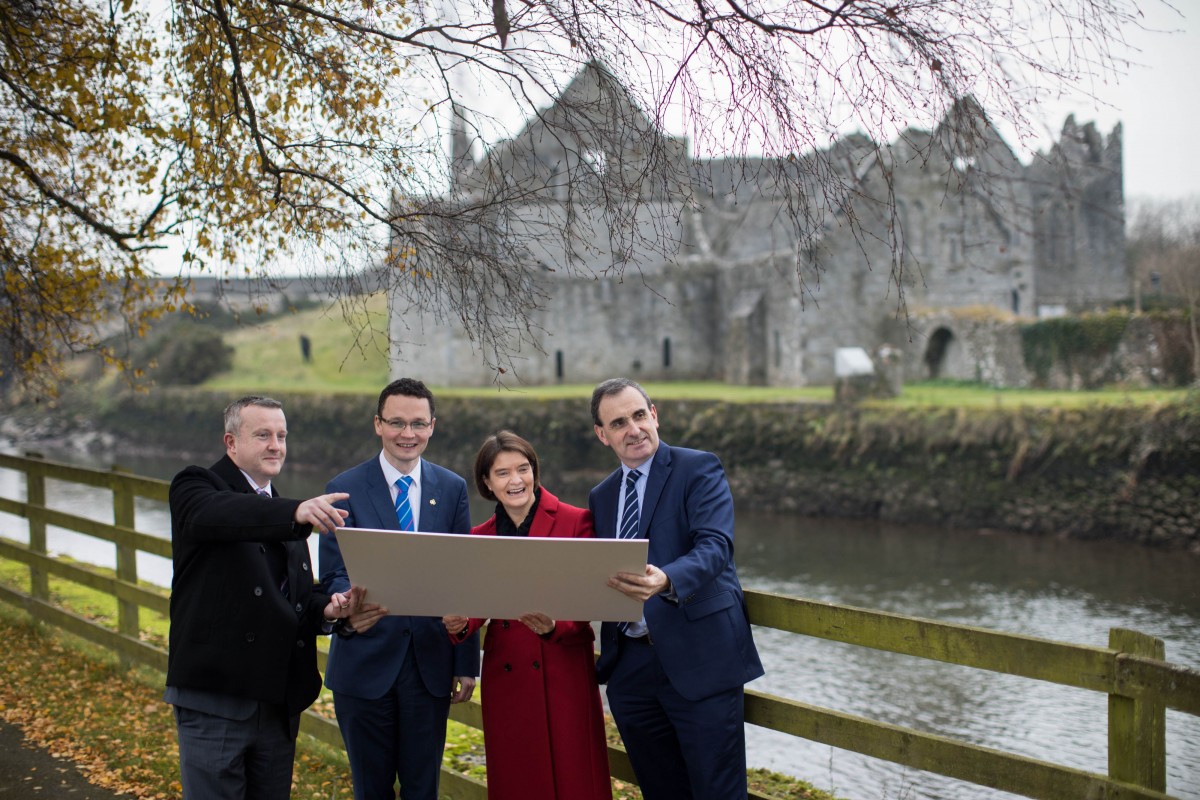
[389, 63, 1125, 387]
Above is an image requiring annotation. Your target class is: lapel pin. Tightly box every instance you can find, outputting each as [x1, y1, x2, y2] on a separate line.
[429, 498, 437, 506]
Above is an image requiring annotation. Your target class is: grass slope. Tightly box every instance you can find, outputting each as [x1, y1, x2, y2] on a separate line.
[201, 294, 392, 395]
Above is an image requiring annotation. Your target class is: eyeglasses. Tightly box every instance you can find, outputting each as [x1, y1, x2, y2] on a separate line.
[378, 417, 432, 433]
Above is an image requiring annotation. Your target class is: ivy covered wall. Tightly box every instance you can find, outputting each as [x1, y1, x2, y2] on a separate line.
[1018, 311, 1194, 389]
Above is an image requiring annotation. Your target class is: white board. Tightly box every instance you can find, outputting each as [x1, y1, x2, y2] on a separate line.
[333, 528, 648, 622]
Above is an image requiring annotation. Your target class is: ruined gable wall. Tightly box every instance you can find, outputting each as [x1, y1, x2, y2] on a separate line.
[394, 68, 1125, 389]
[1028, 120, 1127, 310]
[876, 130, 1037, 316]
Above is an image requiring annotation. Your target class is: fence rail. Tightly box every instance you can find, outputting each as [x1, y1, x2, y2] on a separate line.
[0, 452, 1196, 800]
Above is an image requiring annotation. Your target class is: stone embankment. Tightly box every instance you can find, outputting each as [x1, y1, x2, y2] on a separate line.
[10, 389, 1199, 553]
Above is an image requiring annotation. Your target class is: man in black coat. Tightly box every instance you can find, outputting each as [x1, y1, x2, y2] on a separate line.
[165, 395, 382, 799]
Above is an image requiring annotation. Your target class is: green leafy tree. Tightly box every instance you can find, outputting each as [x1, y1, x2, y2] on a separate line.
[0, 0, 1154, 393]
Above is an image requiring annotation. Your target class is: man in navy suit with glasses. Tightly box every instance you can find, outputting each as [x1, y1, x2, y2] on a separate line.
[320, 378, 479, 800]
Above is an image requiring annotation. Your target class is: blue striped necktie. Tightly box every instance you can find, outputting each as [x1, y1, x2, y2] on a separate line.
[395, 476, 415, 532]
[617, 469, 642, 634]
[619, 469, 641, 540]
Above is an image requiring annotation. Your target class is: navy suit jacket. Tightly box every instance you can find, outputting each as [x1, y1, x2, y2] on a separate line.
[320, 456, 480, 698]
[590, 442, 763, 701]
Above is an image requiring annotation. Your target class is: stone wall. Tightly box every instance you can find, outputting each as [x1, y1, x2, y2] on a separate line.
[898, 310, 1195, 388]
[81, 389, 1200, 553]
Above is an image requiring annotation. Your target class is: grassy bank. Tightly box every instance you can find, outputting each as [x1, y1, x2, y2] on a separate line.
[80, 385, 1200, 550]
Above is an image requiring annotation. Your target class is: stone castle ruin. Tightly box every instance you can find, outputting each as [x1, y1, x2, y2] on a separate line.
[388, 63, 1125, 387]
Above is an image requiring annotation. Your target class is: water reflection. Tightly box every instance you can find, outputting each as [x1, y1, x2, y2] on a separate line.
[735, 512, 1199, 800]
[0, 444, 1197, 799]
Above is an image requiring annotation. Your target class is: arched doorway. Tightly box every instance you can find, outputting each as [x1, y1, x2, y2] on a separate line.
[924, 327, 954, 379]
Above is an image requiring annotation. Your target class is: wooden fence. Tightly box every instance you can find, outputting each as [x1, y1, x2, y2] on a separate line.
[0, 452, 1196, 800]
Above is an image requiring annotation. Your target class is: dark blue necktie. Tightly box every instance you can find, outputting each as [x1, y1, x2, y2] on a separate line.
[395, 476, 415, 532]
[617, 469, 642, 634]
[619, 469, 641, 540]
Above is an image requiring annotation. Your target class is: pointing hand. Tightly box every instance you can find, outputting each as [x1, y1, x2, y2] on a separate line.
[295, 492, 350, 534]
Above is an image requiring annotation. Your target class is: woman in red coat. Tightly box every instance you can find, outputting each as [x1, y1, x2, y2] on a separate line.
[444, 431, 612, 800]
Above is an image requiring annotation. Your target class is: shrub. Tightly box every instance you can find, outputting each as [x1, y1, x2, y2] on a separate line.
[150, 326, 235, 385]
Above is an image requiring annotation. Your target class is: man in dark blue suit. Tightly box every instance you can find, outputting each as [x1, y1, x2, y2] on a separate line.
[589, 378, 764, 800]
[320, 378, 480, 800]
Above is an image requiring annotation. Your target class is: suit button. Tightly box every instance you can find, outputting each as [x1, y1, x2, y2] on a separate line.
[532, 661, 540, 669]
[403, 630, 411, 636]
[295, 603, 303, 613]
[259, 544, 267, 553]
[501, 621, 509, 629]
[296, 639, 305, 648]
[301, 563, 309, 572]
[503, 663, 512, 672]
[254, 587, 263, 596]
[245, 633, 256, 642]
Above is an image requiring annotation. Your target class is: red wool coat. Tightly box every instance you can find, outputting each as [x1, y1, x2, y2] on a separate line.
[456, 488, 612, 800]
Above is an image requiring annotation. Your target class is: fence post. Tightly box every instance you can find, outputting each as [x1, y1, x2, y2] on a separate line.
[24, 453, 49, 605]
[1108, 627, 1166, 791]
[112, 468, 140, 669]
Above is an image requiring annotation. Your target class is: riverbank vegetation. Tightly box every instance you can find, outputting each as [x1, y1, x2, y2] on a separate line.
[56, 380, 1196, 552]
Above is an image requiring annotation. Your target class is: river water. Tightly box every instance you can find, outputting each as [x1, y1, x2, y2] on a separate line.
[0, 445, 1196, 800]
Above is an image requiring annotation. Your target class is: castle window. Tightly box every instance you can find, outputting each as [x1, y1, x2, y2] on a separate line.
[662, 338, 672, 369]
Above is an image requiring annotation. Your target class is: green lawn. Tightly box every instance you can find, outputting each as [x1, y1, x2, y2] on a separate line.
[199, 297, 1192, 409]
[200, 294, 392, 395]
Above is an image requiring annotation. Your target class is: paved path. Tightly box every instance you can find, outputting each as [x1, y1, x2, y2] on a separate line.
[0, 720, 128, 798]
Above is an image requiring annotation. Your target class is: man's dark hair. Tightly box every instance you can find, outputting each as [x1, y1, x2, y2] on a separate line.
[377, 378, 435, 418]
[590, 378, 651, 426]
[224, 395, 283, 435]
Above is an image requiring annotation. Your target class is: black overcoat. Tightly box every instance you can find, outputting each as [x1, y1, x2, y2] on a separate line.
[166, 454, 331, 714]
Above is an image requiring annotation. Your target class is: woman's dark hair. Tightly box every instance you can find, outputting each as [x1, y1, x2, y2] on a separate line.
[474, 430, 540, 501]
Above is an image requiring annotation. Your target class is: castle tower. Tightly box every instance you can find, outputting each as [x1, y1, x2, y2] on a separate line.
[449, 102, 476, 194]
